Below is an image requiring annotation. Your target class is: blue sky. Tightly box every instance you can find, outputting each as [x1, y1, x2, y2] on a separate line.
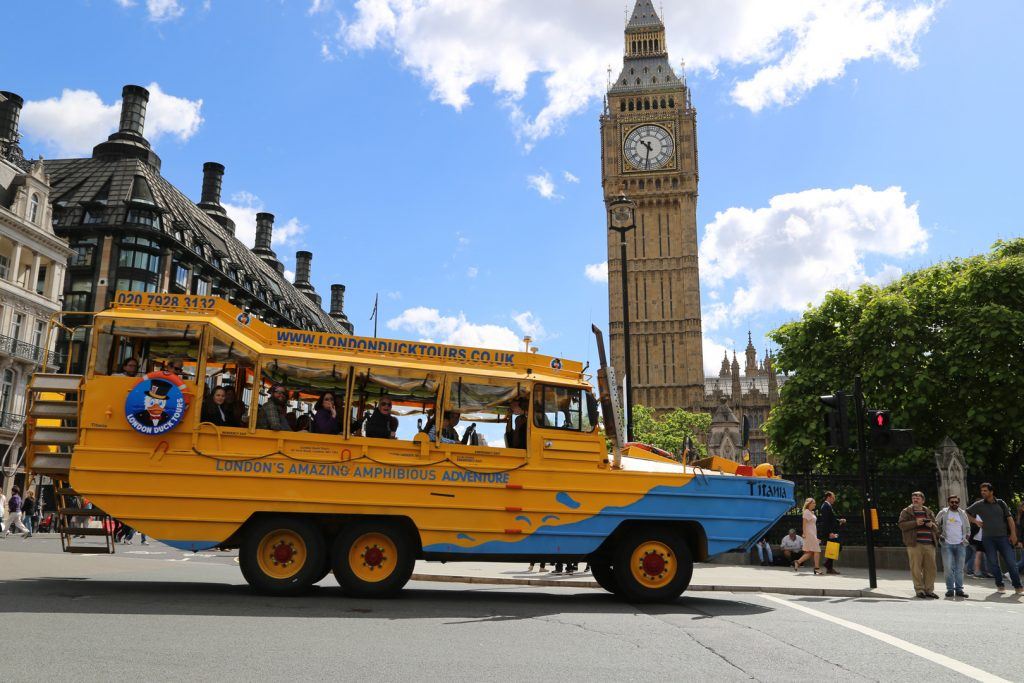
[3, 0, 1021, 376]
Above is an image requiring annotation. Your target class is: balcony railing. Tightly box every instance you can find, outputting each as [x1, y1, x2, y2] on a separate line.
[0, 334, 64, 367]
[0, 411, 24, 432]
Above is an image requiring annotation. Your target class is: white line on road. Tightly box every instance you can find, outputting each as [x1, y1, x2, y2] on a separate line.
[762, 595, 1010, 683]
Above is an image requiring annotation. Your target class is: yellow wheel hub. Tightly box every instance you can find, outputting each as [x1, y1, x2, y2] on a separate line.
[630, 540, 676, 589]
[256, 529, 307, 580]
[349, 532, 397, 583]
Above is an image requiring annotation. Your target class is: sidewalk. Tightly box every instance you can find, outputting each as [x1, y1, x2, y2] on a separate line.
[412, 561, 1021, 600]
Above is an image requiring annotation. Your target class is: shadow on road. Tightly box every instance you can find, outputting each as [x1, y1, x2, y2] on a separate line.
[0, 577, 775, 621]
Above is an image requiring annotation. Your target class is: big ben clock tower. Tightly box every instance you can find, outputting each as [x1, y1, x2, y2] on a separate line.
[601, 0, 704, 412]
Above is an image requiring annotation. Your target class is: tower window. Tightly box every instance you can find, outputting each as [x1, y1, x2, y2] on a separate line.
[636, 78, 641, 85]
[629, 67, 634, 75]
[668, 97, 675, 108]
[652, 99, 658, 109]
[660, 98, 667, 108]
[639, 180, 645, 190]
[620, 100, 626, 112]
[655, 179, 662, 189]
[29, 193, 40, 224]
[643, 99, 650, 110]
[628, 100, 634, 111]
[654, 39, 659, 51]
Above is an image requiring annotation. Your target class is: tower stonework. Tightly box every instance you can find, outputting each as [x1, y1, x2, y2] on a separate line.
[601, 0, 704, 412]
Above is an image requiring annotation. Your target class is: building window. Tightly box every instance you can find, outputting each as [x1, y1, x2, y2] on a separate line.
[0, 368, 13, 415]
[212, 256, 223, 271]
[118, 249, 160, 273]
[32, 320, 45, 349]
[174, 228, 185, 243]
[35, 264, 47, 295]
[82, 209, 104, 224]
[121, 235, 159, 248]
[174, 264, 189, 289]
[29, 193, 40, 224]
[194, 278, 210, 296]
[70, 243, 95, 267]
[126, 209, 160, 229]
[10, 312, 24, 341]
[0, 254, 8, 280]
[66, 277, 94, 312]
[115, 277, 158, 293]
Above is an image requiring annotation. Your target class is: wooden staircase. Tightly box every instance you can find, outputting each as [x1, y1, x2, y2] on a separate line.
[23, 372, 115, 554]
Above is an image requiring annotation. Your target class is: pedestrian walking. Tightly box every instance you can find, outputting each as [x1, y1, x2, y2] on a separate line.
[897, 491, 939, 598]
[2, 486, 31, 537]
[936, 494, 970, 598]
[0, 489, 6, 529]
[817, 491, 846, 575]
[793, 498, 822, 574]
[20, 490, 36, 537]
[966, 483, 1022, 594]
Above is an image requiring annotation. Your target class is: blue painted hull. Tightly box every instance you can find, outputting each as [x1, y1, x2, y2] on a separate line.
[424, 475, 795, 558]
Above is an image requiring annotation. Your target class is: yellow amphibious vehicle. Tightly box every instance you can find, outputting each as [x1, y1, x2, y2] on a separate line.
[26, 292, 794, 603]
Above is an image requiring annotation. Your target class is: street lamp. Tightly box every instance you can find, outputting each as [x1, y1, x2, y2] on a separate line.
[607, 193, 636, 442]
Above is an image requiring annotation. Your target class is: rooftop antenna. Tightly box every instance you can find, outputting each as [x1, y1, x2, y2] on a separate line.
[606, 64, 612, 90]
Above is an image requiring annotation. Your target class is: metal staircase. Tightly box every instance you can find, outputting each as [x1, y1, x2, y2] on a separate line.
[23, 372, 115, 554]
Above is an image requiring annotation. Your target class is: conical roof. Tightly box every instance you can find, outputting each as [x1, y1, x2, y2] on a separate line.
[627, 0, 663, 31]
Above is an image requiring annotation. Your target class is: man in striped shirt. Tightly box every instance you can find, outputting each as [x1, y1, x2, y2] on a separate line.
[898, 491, 940, 599]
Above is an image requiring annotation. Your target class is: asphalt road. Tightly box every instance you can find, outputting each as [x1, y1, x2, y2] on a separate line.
[2, 537, 1022, 682]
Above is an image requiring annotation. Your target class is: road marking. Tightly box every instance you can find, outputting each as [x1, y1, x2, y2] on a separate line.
[762, 594, 1011, 683]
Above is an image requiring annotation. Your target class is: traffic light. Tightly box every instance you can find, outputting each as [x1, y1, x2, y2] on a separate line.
[820, 391, 849, 451]
[866, 407, 914, 452]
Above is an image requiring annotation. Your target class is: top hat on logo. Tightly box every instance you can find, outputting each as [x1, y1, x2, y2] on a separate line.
[145, 379, 174, 401]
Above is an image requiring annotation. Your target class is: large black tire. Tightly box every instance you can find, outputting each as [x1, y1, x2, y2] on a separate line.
[590, 562, 621, 595]
[611, 527, 693, 603]
[332, 519, 416, 598]
[239, 516, 326, 596]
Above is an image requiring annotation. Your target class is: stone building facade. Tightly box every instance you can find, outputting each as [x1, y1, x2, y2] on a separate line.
[0, 91, 72, 494]
[0, 84, 352, 375]
[600, 0, 704, 412]
[703, 334, 788, 465]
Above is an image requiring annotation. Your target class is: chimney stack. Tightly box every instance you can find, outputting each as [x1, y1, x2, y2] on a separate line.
[200, 162, 224, 205]
[118, 85, 150, 139]
[92, 84, 160, 168]
[295, 250, 312, 286]
[254, 212, 274, 251]
[0, 91, 24, 161]
[330, 284, 354, 335]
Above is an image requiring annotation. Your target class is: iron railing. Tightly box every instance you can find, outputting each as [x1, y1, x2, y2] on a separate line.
[0, 410, 24, 432]
[0, 334, 64, 366]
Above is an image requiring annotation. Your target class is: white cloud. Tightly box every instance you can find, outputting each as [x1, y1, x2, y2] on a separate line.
[512, 311, 545, 339]
[223, 191, 307, 249]
[386, 290, 402, 300]
[115, 0, 135, 7]
[387, 307, 522, 350]
[328, 0, 938, 144]
[146, 0, 184, 21]
[563, 170, 580, 184]
[283, 270, 295, 283]
[308, 0, 329, 15]
[20, 82, 203, 157]
[584, 261, 608, 283]
[700, 185, 927, 324]
[702, 336, 732, 375]
[466, 266, 478, 278]
[527, 171, 561, 200]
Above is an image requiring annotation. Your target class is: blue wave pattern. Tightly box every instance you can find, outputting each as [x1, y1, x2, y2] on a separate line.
[514, 515, 532, 526]
[555, 492, 581, 509]
[424, 476, 794, 558]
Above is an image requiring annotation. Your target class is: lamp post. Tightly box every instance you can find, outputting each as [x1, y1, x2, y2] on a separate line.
[607, 194, 637, 442]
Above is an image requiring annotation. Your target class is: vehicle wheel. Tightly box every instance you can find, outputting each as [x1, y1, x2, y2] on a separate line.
[611, 528, 693, 603]
[332, 520, 416, 598]
[239, 517, 326, 596]
[590, 562, 620, 595]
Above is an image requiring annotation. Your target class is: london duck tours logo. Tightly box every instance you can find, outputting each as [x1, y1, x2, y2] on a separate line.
[125, 372, 189, 435]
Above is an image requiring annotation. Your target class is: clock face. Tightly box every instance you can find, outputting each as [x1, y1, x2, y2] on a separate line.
[624, 124, 674, 171]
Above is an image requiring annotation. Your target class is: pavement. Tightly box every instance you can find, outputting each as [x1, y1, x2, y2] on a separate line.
[411, 560, 925, 599]
[3, 535, 1024, 681]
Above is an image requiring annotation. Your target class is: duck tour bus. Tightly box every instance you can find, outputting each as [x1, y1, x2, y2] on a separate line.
[25, 291, 794, 603]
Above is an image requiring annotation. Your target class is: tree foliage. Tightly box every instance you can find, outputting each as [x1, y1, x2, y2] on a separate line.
[765, 239, 1024, 481]
[631, 405, 710, 459]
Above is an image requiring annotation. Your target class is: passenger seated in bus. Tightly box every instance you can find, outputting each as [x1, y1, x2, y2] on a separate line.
[164, 357, 186, 378]
[224, 386, 247, 425]
[429, 411, 470, 445]
[311, 391, 343, 435]
[257, 384, 292, 431]
[202, 386, 239, 427]
[113, 357, 140, 377]
[363, 396, 398, 439]
[505, 396, 529, 448]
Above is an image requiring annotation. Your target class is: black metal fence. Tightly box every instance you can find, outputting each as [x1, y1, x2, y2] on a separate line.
[765, 472, 1024, 548]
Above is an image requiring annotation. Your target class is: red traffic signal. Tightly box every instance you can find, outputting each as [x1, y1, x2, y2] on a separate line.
[866, 409, 891, 430]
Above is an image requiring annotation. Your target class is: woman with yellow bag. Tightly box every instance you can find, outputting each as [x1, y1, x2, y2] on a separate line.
[793, 498, 822, 574]
[818, 491, 847, 574]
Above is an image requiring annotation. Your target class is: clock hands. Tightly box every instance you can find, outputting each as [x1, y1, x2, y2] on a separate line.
[642, 139, 653, 169]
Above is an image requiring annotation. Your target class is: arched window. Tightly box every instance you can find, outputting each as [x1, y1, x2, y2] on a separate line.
[652, 99, 658, 109]
[629, 67, 634, 75]
[643, 99, 650, 110]
[29, 193, 40, 224]
[636, 78, 641, 85]
[655, 179, 662, 189]
[668, 97, 675, 108]
[620, 100, 626, 112]
[660, 98, 667, 108]
[628, 100, 634, 111]
[638, 180, 645, 190]
[654, 39, 659, 51]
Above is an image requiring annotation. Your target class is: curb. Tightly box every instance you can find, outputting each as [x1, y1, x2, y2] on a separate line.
[410, 573, 908, 599]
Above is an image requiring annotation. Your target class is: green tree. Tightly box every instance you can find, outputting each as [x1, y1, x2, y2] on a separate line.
[765, 239, 1024, 482]
[631, 405, 710, 459]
